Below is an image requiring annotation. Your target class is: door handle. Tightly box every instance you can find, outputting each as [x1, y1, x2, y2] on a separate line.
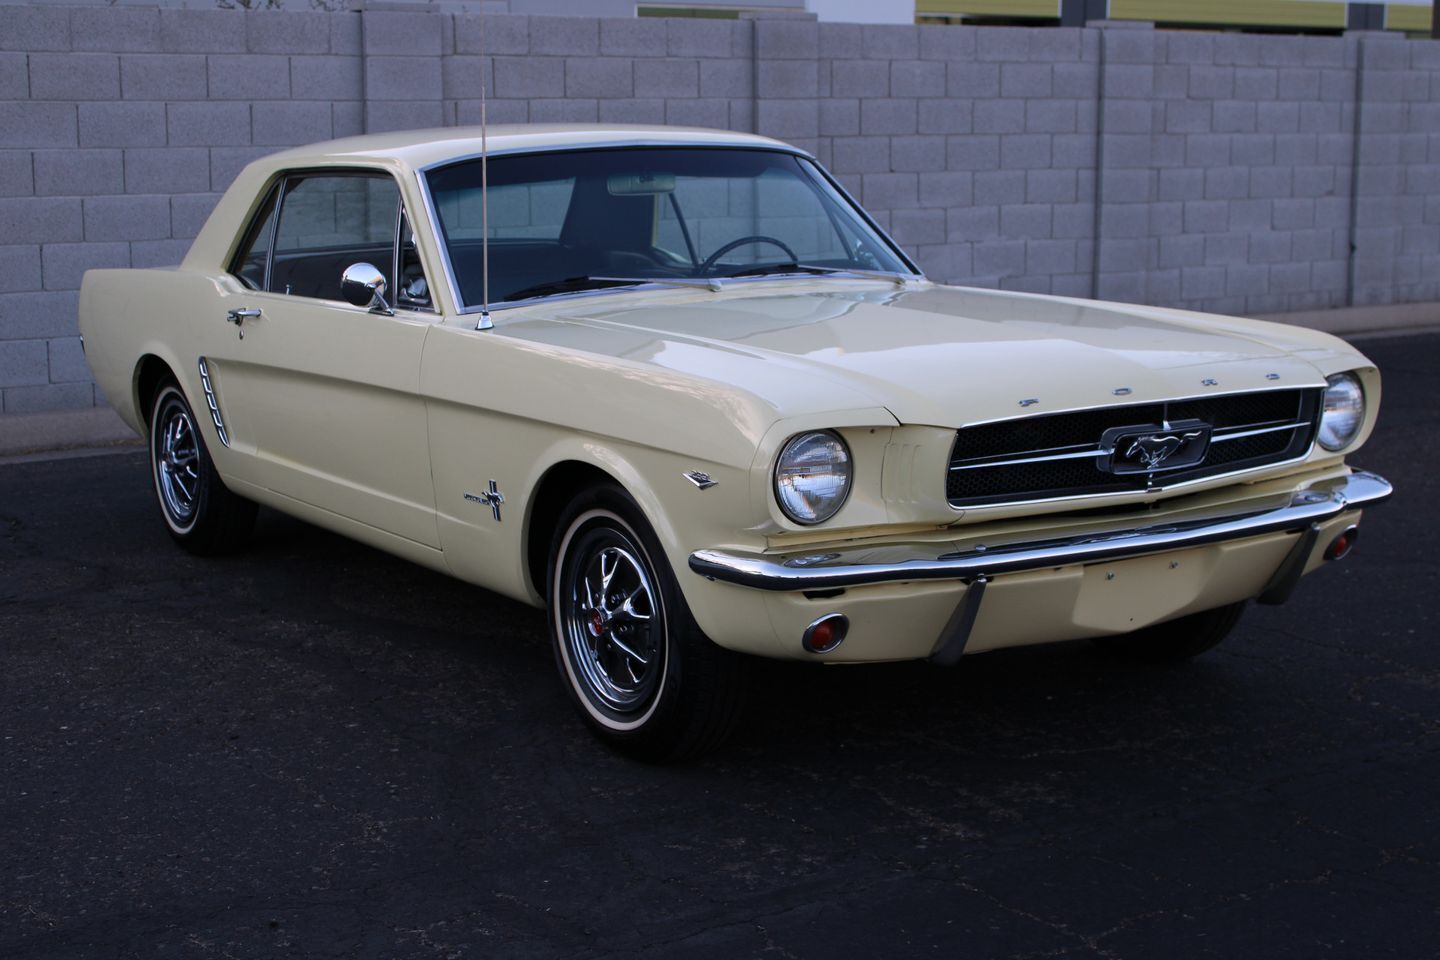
[226, 307, 261, 325]
[226, 307, 261, 338]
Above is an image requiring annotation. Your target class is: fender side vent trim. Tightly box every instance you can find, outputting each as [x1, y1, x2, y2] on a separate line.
[197, 357, 230, 448]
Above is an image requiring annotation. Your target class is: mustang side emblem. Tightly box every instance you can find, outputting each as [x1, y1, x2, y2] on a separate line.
[1125, 431, 1204, 469]
[464, 480, 506, 521]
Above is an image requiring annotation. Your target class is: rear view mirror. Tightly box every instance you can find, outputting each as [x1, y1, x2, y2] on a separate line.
[607, 173, 676, 196]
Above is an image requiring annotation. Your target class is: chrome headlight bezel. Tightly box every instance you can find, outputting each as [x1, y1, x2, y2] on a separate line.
[1317, 372, 1365, 452]
[773, 430, 853, 526]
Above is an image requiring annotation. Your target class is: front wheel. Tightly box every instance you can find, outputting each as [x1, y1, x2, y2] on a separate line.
[149, 380, 256, 555]
[548, 486, 746, 761]
[1092, 601, 1246, 662]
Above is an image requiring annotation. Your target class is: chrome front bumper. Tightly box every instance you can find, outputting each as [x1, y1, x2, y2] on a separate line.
[689, 470, 1392, 593]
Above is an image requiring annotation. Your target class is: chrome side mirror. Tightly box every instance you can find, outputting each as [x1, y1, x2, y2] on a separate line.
[340, 263, 393, 315]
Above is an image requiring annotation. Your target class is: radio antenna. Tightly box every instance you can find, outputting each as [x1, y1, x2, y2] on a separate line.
[476, 11, 494, 332]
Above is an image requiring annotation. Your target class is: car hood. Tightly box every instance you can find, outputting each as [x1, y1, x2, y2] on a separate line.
[507, 281, 1356, 428]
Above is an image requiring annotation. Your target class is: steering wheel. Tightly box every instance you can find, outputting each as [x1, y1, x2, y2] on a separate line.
[699, 235, 799, 275]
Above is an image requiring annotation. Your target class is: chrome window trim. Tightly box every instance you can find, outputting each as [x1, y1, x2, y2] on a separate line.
[262, 179, 283, 294]
[415, 143, 925, 316]
[416, 167, 464, 318]
[795, 154, 922, 277]
[224, 180, 284, 294]
[391, 194, 403, 307]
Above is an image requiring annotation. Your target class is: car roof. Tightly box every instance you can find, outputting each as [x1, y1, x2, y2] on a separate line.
[260, 124, 803, 172]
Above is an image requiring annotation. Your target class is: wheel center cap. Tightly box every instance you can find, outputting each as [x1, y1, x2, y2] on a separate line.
[589, 609, 606, 637]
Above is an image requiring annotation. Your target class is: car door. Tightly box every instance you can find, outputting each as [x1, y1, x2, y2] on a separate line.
[204, 169, 442, 549]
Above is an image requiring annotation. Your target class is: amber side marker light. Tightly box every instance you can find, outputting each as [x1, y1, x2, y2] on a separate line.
[1325, 526, 1360, 562]
[802, 614, 850, 654]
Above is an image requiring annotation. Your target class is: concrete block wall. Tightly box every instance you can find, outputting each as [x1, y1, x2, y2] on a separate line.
[2, 5, 1439, 415]
[1091, 27, 1362, 316]
[1353, 37, 1440, 306]
[0, 5, 363, 414]
[799, 21, 1102, 297]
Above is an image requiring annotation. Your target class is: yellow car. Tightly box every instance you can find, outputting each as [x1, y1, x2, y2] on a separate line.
[79, 125, 1390, 759]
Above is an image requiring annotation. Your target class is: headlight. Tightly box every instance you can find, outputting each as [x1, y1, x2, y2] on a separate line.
[774, 430, 852, 525]
[1317, 372, 1364, 451]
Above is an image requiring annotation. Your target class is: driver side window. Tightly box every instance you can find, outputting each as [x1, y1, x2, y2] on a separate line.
[270, 174, 398, 301]
[229, 171, 432, 311]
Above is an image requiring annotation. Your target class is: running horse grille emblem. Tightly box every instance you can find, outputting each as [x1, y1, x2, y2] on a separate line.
[1125, 431, 1204, 469]
[1102, 420, 1213, 476]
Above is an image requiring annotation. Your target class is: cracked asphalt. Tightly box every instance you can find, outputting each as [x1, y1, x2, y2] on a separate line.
[2, 332, 1437, 960]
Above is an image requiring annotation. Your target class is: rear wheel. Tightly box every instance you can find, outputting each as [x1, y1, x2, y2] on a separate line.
[149, 380, 256, 554]
[548, 485, 746, 761]
[1092, 601, 1246, 662]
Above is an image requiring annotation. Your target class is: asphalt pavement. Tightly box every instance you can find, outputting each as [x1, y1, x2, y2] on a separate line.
[2, 333, 1437, 960]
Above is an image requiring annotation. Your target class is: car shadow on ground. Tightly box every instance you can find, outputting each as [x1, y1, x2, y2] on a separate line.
[236, 501, 1264, 775]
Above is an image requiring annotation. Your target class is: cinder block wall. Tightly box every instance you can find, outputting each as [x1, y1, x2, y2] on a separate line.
[1, 5, 1437, 415]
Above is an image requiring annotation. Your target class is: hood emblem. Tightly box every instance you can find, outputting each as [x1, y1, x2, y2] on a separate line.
[1102, 420, 1213, 475]
[1018, 398, 1039, 407]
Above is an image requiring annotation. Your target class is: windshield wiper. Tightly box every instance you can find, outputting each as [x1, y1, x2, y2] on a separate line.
[501, 276, 643, 302]
[503, 275, 723, 303]
[722, 263, 911, 285]
[591, 276, 724, 292]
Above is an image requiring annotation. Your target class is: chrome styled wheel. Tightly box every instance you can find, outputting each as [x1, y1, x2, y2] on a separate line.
[154, 397, 201, 530]
[556, 513, 668, 725]
[547, 487, 748, 760]
[566, 541, 662, 711]
[151, 387, 204, 534]
[146, 377, 256, 554]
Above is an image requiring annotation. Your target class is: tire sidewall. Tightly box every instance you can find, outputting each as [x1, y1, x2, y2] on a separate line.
[551, 503, 676, 735]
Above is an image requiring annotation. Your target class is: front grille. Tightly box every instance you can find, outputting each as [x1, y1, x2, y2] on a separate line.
[946, 388, 1321, 508]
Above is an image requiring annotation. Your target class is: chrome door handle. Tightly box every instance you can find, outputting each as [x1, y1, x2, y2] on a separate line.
[226, 307, 261, 325]
[226, 307, 261, 338]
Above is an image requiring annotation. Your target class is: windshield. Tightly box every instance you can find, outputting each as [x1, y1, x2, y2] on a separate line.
[424, 147, 913, 309]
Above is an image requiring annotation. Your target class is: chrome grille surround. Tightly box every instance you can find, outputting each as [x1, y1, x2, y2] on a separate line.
[946, 388, 1322, 509]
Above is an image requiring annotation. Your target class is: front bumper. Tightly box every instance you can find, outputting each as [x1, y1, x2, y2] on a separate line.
[690, 470, 1392, 592]
[683, 468, 1391, 664]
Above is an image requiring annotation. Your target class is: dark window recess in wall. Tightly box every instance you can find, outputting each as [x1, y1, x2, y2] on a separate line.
[918, 16, 1061, 27]
[920, 15, 1344, 36]
[638, 6, 744, 18]
[1155, 21, 1344, 36]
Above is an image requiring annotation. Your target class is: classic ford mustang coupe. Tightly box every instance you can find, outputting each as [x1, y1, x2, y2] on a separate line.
[80, 125, 1389, 759]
